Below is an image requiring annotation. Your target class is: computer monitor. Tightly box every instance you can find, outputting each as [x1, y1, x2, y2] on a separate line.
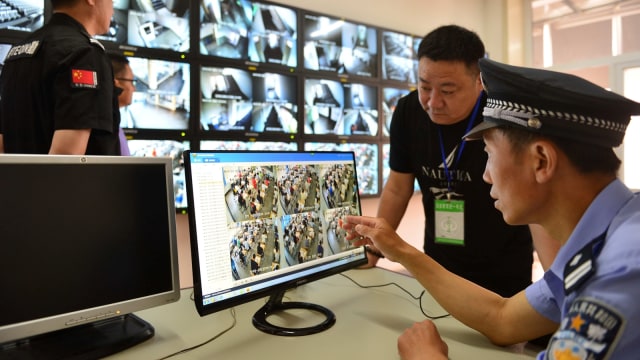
[0, 155, 181, 359]
[184, 150, 367, 336]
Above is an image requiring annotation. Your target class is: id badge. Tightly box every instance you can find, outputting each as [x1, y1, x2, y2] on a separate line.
[434, 199, 465, 246]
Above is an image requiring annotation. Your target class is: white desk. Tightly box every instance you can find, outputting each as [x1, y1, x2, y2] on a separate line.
[108, 268, 540, 359]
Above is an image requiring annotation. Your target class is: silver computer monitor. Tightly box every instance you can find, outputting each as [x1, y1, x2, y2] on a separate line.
[0, 155, 181, 358]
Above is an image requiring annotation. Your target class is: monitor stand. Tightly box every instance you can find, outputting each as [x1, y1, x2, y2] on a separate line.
[252, 290, 336, 336]
[0, 314, 153, 360]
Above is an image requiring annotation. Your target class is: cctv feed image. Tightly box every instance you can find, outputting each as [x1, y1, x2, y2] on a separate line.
[302, 14, 377, 77]
[193, 155, 360, 282]
[96, 0, 190, 52]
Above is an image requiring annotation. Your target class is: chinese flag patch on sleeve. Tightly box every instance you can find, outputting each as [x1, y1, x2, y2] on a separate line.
[71, 69, 98, 88]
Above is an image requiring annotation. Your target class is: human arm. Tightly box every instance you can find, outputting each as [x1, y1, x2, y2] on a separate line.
[398, 320, 448, 360]
[529, 224, 560, 271]
[343, 215, 559, 345]
[49, 129, 91, 155]
[377, 170, 415, 229]
[360, 170, 415, 267]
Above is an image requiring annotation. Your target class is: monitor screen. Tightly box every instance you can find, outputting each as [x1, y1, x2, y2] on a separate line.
[382, 86, 411, 137]
[381, 142, 419, 191]
[341, 82, 378, 136]
[200, 140, 298, 151]
[199, 0, 298, 67]
[96, 0, 190, 52]
[0, 0, 44, 32]
[200, 66, 298, 134]
[184, 150, 367, 336]
[304, 78, 379, 136]
[121, 56, 190, 131]
[381, 30, 420, 83]
[0, 42, 12, 75]
[127, 139, 190, 211]
[302, 13, 377, 78]
[304, 142, 379, 196]
[0, 155, 180, 358]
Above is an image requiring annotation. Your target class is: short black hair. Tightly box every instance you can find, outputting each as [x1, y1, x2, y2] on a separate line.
[498, 126, 621, 175]
[417, 25, 485, 73]
[50, 0, 80, 10]
[108, 53, 129, 77]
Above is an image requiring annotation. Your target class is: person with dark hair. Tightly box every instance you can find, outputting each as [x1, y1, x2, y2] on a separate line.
[109, 53, 134, 155]
[368, 24, 559, 298]
[0, 0, 120, 155]
[343, 58, 640, 359]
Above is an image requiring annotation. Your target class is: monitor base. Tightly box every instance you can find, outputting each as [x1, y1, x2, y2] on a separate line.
[0, 314, 154, 360]
[252, 290, 336, 336]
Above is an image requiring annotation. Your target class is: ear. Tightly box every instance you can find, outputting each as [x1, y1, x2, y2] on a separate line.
[529, 140, 557, 184]
[475, 73, 484, 93]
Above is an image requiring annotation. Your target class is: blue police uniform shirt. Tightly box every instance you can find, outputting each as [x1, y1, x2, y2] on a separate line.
[526, 179, 640, 359]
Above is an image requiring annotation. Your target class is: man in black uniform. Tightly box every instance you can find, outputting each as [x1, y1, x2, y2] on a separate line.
[368, 25, 559, 297]
[0, 0, 120, 155]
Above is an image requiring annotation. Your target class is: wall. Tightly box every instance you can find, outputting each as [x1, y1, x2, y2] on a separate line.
[270, 0, 510, 62]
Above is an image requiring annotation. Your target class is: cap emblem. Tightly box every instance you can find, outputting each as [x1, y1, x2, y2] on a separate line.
[528, 118, 542, 129]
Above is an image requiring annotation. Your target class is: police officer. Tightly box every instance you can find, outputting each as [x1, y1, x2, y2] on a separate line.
[342, 58, 640, 359]
[0, 0, 120, 155]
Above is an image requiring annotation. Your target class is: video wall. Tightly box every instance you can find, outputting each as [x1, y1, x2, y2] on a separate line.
[0, 0, 421, 210]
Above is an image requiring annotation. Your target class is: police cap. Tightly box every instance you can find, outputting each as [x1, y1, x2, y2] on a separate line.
[464, 58, 640, 147]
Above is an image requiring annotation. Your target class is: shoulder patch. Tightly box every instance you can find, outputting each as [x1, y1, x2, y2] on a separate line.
[544, 297, 624, 360]
[71, 69, 98, 89]
[5, 40, 41, 61]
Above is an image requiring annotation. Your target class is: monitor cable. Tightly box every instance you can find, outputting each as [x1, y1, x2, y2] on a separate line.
[156, 292, 237, 360]
[339, 273, 450, 320]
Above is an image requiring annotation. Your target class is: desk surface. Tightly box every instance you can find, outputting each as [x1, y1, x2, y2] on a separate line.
[109, 268, 539, 360]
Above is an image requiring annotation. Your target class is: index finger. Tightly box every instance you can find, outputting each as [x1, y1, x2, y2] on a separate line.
[344, 215, 379, 228]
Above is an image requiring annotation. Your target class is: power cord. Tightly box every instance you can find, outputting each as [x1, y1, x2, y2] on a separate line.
[156, 292, 237, 360]
[339, 273, 450, 320]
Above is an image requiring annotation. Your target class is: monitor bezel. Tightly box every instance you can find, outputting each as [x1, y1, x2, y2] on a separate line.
[184, 149, 368, 317]
[0, 154, 182, 344]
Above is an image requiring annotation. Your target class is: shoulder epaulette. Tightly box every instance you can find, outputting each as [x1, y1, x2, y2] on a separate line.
[90, 38, 105, 52]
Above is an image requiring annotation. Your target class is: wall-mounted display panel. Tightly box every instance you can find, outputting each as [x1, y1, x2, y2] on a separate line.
[304, 78, 378, 136]
[200, 65, 298, 134]
[127, 138, 190, 211]
[121, 56, 190, 131]
[381, 30, 420, 84]
[381, 142, 420, 192]
[97, 0, 190, 52]
[0, 0, 44, 32]
[0, 42, 12, 75]
[199, 0, 297, 67]
[381, 86, 411, 137]
[302, 12, 377, 78]
[200, 140, 297, 151]
[304, 142, 378, 196]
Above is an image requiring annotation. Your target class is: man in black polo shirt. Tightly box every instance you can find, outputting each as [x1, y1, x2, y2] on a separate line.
[0, 0, 120, 155]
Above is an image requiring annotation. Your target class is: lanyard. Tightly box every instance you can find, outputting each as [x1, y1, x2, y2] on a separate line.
[437, 94, 483, 196]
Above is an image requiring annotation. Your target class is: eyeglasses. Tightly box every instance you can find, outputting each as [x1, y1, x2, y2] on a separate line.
[116, 78, 137, 86]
